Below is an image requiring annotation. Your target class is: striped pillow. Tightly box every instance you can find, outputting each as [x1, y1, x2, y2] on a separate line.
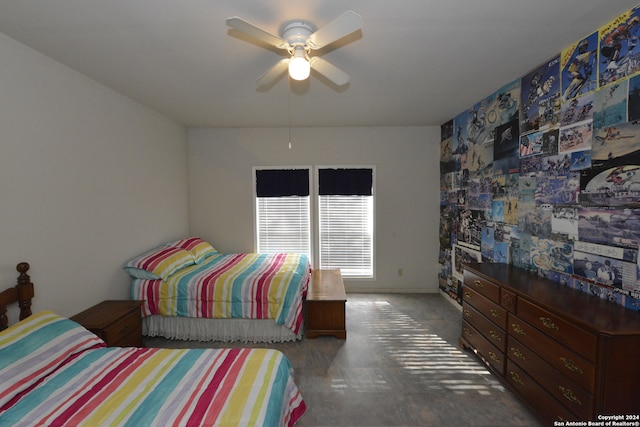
[167, 237, 218, 264]
[0, 311, 105, 409]
[124, 246, 196, 280]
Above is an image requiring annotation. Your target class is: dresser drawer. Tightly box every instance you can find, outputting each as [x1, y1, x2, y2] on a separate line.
[464, 286, 507, 330]
[508, 313, 595, 392]
[506, 359, 581, 425]
[463, 303, 506, 352]
[507, 336, 593, 420]
[500, 288, 516, 312]
[556, 383, 593, 422]
[462, 320, 505, 374]
[101, 310, 142, 347]
[464, 270, 500, 303]
[517, 299, 597, 362]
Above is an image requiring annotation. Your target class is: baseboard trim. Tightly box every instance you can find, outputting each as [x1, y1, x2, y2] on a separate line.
[344, 287, 437, 294]
[439, 289, 462, 312]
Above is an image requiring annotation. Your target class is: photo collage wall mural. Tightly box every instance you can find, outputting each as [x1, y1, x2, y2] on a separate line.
[439, 5, 640, 313]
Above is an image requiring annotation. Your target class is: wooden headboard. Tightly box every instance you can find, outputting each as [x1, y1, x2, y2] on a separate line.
[0, 262, 34, 331]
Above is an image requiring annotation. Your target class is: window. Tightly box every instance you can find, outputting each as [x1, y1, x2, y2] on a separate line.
[254, 168, 311, 257]
[318, 168, 374, 278]
[254, 166, 375, 278]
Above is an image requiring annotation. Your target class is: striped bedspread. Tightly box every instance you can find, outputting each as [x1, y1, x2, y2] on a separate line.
[0, 311, 306, 427]
[130, 253, 311, 335]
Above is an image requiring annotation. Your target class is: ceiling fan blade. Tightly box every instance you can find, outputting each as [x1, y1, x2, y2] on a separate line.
[226, 17, 285, 48]
[256, 58, 290, 87]
[308, 10, 362, 50]
[309, 57, 350, 86]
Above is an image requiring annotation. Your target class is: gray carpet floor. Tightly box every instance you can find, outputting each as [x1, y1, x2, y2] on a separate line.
[144, 293, 542, 427]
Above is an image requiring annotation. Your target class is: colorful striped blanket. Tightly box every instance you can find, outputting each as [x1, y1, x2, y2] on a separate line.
[0, 311, 306, 426]
[130, 253, 311, 335]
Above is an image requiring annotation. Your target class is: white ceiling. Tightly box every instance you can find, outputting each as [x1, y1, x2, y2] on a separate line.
[0, 0, 638, 128]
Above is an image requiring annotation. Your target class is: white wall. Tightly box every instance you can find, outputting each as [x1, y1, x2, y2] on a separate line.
[0, 34, 190, 320]
[188, 126, 441, 293]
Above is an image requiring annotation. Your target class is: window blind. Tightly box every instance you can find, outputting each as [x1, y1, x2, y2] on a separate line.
[256, 196, 310, 255]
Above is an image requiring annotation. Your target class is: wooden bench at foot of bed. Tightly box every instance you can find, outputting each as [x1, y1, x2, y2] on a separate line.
[305, 269, 346, 339]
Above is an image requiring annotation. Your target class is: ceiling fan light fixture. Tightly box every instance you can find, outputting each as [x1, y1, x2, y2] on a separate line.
[288, 47, 310, 80]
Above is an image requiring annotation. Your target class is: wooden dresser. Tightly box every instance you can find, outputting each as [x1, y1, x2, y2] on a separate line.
[460, 263, 640, 424]
[71, 300, 144, 347]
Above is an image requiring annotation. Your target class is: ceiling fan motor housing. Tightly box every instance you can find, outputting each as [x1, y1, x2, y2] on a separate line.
[280, 21, 315, 50]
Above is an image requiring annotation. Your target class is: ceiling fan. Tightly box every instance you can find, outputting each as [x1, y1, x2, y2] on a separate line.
[226, 10, 362, 87]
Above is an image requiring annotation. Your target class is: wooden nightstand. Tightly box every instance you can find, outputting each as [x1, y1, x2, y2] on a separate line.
[71, 300, 144, 347]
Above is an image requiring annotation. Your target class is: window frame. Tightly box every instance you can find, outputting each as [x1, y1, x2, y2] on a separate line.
[252, 165, 376, 280]
[314, 165, 376, 280]
[252, 166, 313, 260]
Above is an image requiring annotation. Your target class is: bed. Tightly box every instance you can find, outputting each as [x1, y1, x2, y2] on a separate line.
[0, 263, 307, 427]
[126, 238, 312, 343]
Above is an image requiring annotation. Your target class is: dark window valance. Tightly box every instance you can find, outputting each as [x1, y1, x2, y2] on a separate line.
[319, 168, 373, 196]
[256, 169, 309, 197]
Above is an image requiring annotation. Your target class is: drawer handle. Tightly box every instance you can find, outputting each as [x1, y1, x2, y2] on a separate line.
[463, 327, 472, 338]
[539, 317, 559, 330]
[560, 357, 584, 375]
[559, 386, 582, 405]
[464, 292, 472, 299]
[511, 323, 526, 336]
[510, 347, 525, 360]
[490, 309, 502, 320]
[119, 325, 131, 335]
[502, 294, 514, 305]
[489, 330, 502, 342]
[510, 371, 525, 386]
[463, 309, 472, 318]
[487, 351, 500, 364]
[474, 280, 484, 288]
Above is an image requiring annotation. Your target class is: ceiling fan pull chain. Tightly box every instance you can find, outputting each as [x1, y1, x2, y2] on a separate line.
[288, 75, 292, 150]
